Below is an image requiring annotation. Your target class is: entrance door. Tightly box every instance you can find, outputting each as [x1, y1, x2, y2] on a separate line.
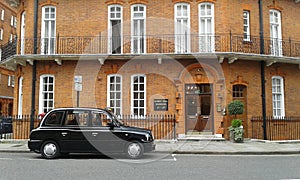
[185, 84, 213, 133]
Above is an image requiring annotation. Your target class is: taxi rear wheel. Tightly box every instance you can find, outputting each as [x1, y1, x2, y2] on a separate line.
[41, 140, 61, 159]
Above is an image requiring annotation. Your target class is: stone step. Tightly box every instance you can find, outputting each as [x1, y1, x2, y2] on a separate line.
[178, 134, 225, 141]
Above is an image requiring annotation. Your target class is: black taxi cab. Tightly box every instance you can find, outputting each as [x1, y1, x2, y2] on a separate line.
[28, 108, 155, 159]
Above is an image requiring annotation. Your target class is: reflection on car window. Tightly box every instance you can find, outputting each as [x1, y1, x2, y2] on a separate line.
[64, 110, 89, 126]
[44, 111, 64, 126]
[91, 111, 112, 127]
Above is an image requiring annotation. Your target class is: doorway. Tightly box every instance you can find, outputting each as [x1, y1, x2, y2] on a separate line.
[185, 84, 213, 134]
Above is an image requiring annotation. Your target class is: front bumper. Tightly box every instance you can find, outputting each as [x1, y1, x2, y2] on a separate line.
[143, 141, 156, 152]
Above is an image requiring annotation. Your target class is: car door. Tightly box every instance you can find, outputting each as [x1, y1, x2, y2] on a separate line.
[59, 110, 94, 153]
[89, 110, 125, 153]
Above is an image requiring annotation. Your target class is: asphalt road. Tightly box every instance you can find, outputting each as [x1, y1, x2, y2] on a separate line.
[0, 153, 300, 180]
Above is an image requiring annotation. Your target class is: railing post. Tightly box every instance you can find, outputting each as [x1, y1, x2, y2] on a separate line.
[173, 114, 176, 140]
[229, 31, 232, 52]
[289, 37, 292, 57]
[99, 32, 102, 54]
[56, 33, 60, 54]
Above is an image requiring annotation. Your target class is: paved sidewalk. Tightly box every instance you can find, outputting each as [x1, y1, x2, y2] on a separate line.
[1, 139, 300, 154]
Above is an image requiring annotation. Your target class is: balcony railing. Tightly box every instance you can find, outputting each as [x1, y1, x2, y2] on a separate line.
[1, 33, 300, 62]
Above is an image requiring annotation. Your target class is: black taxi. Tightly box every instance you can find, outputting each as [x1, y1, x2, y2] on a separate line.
[28, 108, 155, 159]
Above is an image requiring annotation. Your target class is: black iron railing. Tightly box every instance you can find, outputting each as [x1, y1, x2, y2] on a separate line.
[1, 33, 300, 62]
[0, 38, 17, 61]
[251, 116, 300, 140]
[0, 114, 176, 140]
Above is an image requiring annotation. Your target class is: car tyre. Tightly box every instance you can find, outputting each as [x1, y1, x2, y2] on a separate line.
[125, 141, 144, 159]
[41, 140, 61, 159]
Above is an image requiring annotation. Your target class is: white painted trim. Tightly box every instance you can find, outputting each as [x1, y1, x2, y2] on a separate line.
[130, 74, 146, 116]
[108, 5, 123, 54]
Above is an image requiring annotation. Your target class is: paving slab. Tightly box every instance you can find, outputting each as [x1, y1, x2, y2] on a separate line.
[0, 139, 300, 155]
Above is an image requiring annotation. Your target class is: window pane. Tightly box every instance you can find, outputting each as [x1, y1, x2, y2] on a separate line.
[177, 6, 181, 16]
[116, 92, 121, 99]
[134, 100, 138, 107]
[116, 84, 120, 91]
[49, 85, 53, 91]
[134, 92, 138, 99]
[134, 83, 139, 90]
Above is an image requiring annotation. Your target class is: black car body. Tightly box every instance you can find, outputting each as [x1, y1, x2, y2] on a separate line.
[28, 108, 155, 159]
[0, 116, 13, 134]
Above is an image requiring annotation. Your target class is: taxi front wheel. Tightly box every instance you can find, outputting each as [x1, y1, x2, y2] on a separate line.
[125, 141, 144, 159]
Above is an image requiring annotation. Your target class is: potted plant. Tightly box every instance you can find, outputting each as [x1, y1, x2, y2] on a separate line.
[227, 100, 244, 143]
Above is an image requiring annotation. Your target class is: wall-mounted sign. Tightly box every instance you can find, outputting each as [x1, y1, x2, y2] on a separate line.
[154, 99, 168, 111]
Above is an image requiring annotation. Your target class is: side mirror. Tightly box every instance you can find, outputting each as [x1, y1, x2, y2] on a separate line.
[107, 122, 115, 129]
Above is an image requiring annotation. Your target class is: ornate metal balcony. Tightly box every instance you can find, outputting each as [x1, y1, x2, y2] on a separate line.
[1, 33, 300, 63]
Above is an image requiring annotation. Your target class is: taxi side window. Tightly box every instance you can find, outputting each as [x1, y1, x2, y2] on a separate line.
[91, 111, 112, 127]
[64, 110, 89, 126]
[44, 111, 64, 126]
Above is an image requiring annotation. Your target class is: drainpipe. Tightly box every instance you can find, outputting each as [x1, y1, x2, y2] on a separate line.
[259, 0, 267, 140]
[30, 0, 38, 131]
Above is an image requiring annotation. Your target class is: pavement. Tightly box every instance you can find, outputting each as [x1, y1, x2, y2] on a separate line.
[1, 138, 300, 155]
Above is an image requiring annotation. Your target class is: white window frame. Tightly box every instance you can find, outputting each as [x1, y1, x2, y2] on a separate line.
[0, 48, 2, 60]
[0, 28, 3, 40]
[199, 2, 215, 52]
[1, 9, 4, 21]
[131, 74, 146, 117]
[10, 16, 14, 26]
[131, 4, 146, 54]
[108, 5, 123, 54]
[8, 75, 11, 86]
[107, 74, 122, 115]
[39, 75, 55, 114]
[11, 75, 14, 87]
[14, 16, 17, 28]
[41, 6, 56, 55]
[18, 77, 23, 117]
[272, 76, 285, 118]
[243, 10, 250, 41]
[20, 12, 26, 55]
[175, 3, 190, 53]
[270, 10, 282, 56]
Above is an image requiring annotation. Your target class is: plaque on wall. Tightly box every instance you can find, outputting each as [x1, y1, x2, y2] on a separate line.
[154, 99, 168, 111]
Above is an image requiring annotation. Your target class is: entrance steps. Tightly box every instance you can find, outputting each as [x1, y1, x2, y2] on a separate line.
[178, 132, 225, 141]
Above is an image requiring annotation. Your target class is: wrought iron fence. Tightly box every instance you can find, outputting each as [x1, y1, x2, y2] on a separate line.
[251, 116, 300, 140]
[0, 114, 176, 140]
[1, 33, 300, 62]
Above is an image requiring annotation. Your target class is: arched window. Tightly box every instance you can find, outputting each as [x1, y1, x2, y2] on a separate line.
[108, 5, 123, 54]
[131, 74, 146, 116]
[131, 4, 146, 54]
[41, 6, 56, 54]
[272, 76, 285, 117]
[270, 10, 282, 56]
[175, 3, 190, 53]
[39, 75, 55, 113]
[199, 2, 214, 52]
[232, 84, 247, 98]
[107, 74, 122, 115]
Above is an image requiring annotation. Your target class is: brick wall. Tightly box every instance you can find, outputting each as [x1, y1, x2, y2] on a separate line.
[10, 0, 300, 136]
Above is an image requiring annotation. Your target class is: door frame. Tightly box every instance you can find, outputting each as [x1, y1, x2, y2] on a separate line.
[184, 83, 214, 134]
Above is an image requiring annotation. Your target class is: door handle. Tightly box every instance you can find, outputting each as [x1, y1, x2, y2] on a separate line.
[61, 132, 68, 137]
[92, 132, 98, 137]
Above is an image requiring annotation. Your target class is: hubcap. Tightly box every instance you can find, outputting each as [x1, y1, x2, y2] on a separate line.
[128, 143, 141, 157]
[43, 143, 57, 157]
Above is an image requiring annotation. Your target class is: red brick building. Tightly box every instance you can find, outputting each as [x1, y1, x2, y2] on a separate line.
[0, 0, 17, 116]
[1, 0, 300, 139]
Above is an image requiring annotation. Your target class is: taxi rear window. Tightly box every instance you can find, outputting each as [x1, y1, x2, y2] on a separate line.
[43, 111, 64, 126]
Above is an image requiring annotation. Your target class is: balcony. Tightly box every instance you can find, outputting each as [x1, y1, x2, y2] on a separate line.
[1, 33, 300, 66]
